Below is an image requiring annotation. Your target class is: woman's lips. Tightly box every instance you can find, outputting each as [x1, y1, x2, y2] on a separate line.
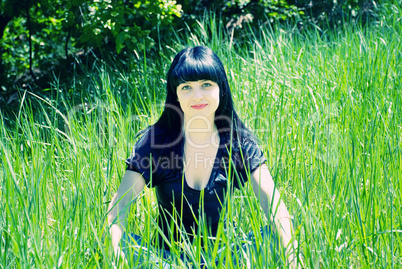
[191, 104, 208, 110]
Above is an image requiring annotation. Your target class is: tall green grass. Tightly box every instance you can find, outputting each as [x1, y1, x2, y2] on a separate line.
[1, 3, 401, 268]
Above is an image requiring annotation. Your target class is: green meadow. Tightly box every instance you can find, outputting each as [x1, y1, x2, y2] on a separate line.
[1, 6, 401, 269]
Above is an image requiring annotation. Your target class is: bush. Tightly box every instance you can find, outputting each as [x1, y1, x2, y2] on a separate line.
[0, 0, 181, 92]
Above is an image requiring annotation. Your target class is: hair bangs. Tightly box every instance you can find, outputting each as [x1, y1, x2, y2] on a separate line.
[170, 56, 220, 90]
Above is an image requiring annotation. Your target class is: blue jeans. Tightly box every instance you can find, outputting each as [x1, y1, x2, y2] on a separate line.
[121, 226, 280, 268]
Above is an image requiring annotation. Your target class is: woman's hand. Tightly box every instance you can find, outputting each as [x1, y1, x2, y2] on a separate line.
[110, 224, 123, 255]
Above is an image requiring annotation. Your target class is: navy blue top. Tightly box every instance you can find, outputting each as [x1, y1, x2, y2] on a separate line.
[126, 128, 266, 249]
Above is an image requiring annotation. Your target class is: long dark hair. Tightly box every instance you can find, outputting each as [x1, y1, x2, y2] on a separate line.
[149, 46, 255, 148]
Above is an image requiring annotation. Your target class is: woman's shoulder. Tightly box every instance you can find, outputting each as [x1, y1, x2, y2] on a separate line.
[135, 125, 182, 152]
[237, 135, 265, 161]
[230, 130, 260, 151]
[136, 125, 169, 138]
[240, 134, 259, 145]
[219, 131, 260, 153]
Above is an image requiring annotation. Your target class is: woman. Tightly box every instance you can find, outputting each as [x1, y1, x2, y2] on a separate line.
[108, 46, 298, 267]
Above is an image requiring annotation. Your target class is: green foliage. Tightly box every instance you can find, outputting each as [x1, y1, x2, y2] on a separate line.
[77, 0, 181, 53]
[1, 0, 71, 87]
[178, 0, 303, 29]
[289, 0, 380, 26]
[0, 0, 181, 92]
[178, 0, 381, 31]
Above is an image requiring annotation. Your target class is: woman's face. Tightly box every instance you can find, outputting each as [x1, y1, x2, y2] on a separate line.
[176, 80, 220, 120]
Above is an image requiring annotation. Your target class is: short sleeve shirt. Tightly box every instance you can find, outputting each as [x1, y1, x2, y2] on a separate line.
[126, 128, 266, 248]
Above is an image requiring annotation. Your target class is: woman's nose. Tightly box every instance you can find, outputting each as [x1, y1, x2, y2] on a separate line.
[192, 87, 203, 100]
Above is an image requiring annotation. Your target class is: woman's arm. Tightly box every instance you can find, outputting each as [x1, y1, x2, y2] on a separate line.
[251, 164, 298, 268]
[107, 170, 146, 255]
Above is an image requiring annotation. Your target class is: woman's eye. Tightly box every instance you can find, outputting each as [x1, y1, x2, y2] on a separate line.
[181, 85, 191, 90]
[202, 82, 212, 87]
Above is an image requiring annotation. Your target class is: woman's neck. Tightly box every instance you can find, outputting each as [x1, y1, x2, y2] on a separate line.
[183, 115, 219, 148]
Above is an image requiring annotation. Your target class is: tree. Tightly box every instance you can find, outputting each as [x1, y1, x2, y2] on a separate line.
[0, 0, 182, 91]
